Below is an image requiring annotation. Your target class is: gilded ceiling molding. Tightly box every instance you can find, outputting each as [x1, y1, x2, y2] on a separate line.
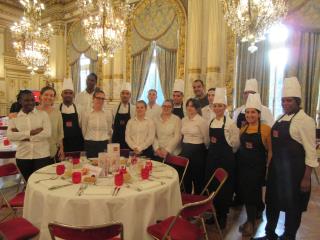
[126, 0, 187, 81]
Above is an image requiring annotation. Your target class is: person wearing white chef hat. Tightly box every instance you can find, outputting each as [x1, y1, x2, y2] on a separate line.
[237, 93, 272, 237]
[233, 78, 274, 128]
[60, 78, 84, 152]
[254, 77, 318, 240]
[172, 79, 185, 119]
[111, 82, 135, 149]
[204, 87, 240, 229]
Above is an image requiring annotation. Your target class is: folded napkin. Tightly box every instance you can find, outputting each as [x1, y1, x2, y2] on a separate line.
[40, 179, 70, 188]
[84, 186, 112, 195]
[134, 181, 162, 190]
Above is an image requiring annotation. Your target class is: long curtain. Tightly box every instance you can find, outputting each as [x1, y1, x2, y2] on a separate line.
[236, 40, 270, 107]
[71, 59, 80, 93]
[286, 31, 320, 119]
[131, 43, 155, 102]
[155, 45, 177, 98]
[90, 59, 98, 75]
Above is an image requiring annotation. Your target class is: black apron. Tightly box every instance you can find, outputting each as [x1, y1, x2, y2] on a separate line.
[111, 103, 131, 149]
[237, 111, 247, 129]
[238, 122, 267, 205]
[205, 117, 235, 207]
[266, 111, 310, 211]
[60, 104, 84, 152]
[172, 105, 184, 119]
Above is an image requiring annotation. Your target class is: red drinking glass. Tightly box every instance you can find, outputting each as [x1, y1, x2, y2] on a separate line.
[119, 166, 127, 174]
[72, 158, 80, 165]
[145, 160, 153, 171]
[72, 172, 82, 184]
[114, 173, 124, 187]
[141, 167, 150, 180]
[56, 164, 65, 175]
[3, 138, 10, 146]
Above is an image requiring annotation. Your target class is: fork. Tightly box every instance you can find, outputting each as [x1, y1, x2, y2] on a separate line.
[34, 176, 58, 184]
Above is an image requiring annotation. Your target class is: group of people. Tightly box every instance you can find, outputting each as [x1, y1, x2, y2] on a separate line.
[7, 73, 318, 240]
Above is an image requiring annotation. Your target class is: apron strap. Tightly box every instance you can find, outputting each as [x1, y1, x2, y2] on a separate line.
[209, 116, 226, 129]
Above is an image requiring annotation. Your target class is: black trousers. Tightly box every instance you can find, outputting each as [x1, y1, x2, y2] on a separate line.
[180, 143, 206, 194]
[265, 205, 302, 240]
[16, 157, 53, 182]
[84, 140, 108, 158]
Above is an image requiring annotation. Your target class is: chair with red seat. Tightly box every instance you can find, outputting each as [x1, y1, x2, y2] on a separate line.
[164, 154, 189, 188]
[0, 162, 25, 221]
[180, 168, 228, 240]
[0, 217, 39, 239]
[48, 221, 124, 240]
[147, 168, 228, 240]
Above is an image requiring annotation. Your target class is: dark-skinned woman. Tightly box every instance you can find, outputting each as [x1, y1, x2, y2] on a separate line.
[7, 90, 52, 182]
[205, 88, 240, 229]
[238, 93, 272, 237]
[254, 77, 318, 240]
[180, 98, 209, 194]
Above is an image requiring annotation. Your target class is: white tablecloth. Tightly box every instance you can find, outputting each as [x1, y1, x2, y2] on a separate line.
[23, 161, 182, 240]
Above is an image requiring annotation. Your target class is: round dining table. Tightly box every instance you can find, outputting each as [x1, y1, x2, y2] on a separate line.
[23, 160, 182, 240]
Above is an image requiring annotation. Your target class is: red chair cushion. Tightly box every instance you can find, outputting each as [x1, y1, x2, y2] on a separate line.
[0, 217, 39, 240]
[165, 155, 188, 168]
[181, 193, 212, 219]
[9, 191, 25, 207]
[0, 163, 19, 177]
[50, 224, 122, 240]
[147, 216, 203, 240]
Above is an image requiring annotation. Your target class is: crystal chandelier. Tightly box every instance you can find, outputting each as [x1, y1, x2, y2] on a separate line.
[10, 0, 53, 74]
[221, 0, 287, 53]
[77, 0, 133, 64]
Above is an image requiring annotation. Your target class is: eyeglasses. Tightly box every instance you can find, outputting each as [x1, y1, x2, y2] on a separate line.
[94, 97, 107, 101]
[162, 105, 172, 109]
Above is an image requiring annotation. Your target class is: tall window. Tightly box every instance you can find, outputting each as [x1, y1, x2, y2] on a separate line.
[140, 48, 165, 105]
[268, 24, 289, 118]
[79, 54, 91, 92]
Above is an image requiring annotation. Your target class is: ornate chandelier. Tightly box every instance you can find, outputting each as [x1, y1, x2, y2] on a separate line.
[10, 0, 53, 74]
[221, 0, 287, 53]
[77, 0, 133, 64]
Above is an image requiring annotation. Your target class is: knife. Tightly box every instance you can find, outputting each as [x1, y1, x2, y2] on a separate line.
[48, 183, 73, 190]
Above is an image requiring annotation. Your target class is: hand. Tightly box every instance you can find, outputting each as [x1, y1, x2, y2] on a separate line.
[11, 128, 19, 132]
[300, 177, 311, 192]
[8, 113, 18, 119]
[57, 147, 65, 160]
[133, 148, 140, 155]
[30, 128, 43, 136]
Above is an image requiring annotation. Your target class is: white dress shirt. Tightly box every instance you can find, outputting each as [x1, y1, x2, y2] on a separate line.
[146, 103, 162, 120]
[181, 114, 209, 146]
[112, 103, 136, 121]
[153, 114, 182, 155]
[75, 90, 94, 113]
[125, 117, 155, 152]
[210, 116, 240, 152]
[81, 109, 113, 141]
[233, 104, 274, 127]
[276, 110, 318, 168]
[7, 109, 51, 159]
[61, 104, 76, 114]
[201, 105, 216, 124]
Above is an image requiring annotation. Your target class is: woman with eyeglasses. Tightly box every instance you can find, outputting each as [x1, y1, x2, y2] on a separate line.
[81, 89, 113, 158]
[37, 86, 64, 162]
[125, 100, 155, 158]
[153, 99, 182, 160]
[180, 98, 209, 194]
